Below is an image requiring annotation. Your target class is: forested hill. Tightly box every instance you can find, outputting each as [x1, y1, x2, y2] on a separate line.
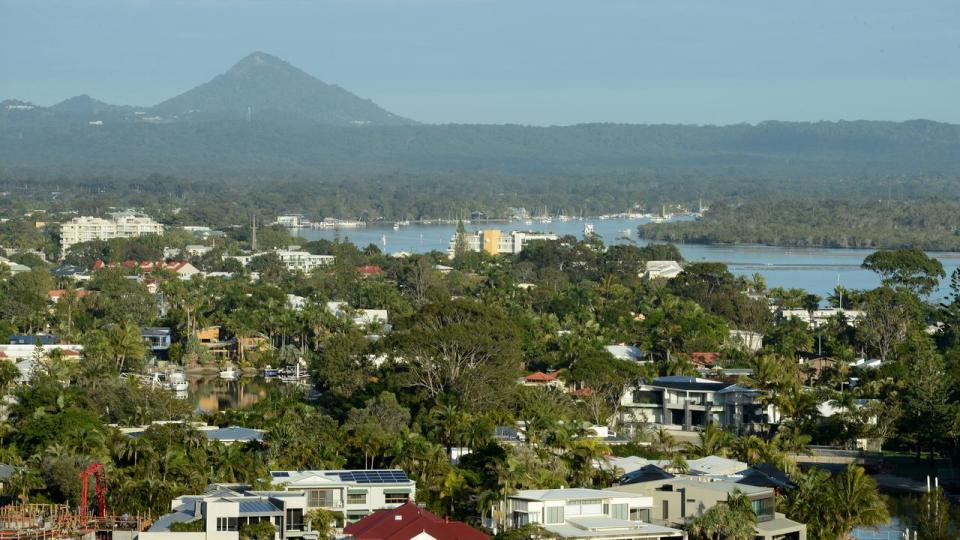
[1, 117, 959, 178]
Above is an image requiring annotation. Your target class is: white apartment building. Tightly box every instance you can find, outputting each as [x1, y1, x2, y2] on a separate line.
[499, 488, 683, 540]
[60, 211, 164, 253]
[225, 247, 334, 273]
[448, 229, 558, 258]
[269, 469, 416, 523]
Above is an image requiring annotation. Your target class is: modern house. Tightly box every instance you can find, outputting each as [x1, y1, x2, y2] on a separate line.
[497, 487, 684, 540]
[447, 230, 558, 258]
[343, 500, 488, 540]
[641, 261, 683, 281]
[610, 471, 806, 540]
[60, 211, 164, 253]
[268, 470, 416, 523]
[142, 485, 314, 540]
[618, 376, 775, 434]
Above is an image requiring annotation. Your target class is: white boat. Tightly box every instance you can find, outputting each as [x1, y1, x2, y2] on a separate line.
[393, 223, 400, 230]
[648, 216, 666, 223]
[219, 368, 238, 380]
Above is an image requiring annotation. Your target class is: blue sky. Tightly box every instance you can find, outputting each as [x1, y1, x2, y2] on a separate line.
[2, 0, 958, 125]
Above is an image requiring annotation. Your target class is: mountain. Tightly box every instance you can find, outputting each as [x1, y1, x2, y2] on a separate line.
[50, 95, 134, 115]
[151, 51, 415, 126]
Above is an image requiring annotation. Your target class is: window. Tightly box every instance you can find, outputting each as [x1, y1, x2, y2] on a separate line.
[217, 518, 237, 532]
[307, 489, 335, 507]
[633, 390, 662, 405]
[661, 500, 669, 520]
[545, 506, 564, 524]
[385, 493, 409, 504]
[630, 508, 651, 522]
[751, 498, 775, 521]
[286, 509, 304, 531]
[610, 503, 629, 520]
[347, 493, 367, 505]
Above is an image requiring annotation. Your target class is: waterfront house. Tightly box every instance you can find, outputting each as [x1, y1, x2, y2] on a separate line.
[497, 487, 684, 540]
[642, 261, 683, 281]
[618, 376, 776, 434]
[142, 485, 312, 540]
[142, 327, 173, 352]
[609, 474, 806, 540]
[268, 469, 416, 523]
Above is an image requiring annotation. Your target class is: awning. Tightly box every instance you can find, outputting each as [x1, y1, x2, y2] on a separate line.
[347, 489, 368, 495]
[383, 488, 412, 494]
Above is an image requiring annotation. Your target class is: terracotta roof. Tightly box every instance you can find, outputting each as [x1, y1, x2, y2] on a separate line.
[94, 260, 194, 273]
[525, 371, 560, 383]
[48, 289, 93, 299]
[344, 501, 487, 540]
[358, 265, 384, 275]
[690, 352, 720, 365]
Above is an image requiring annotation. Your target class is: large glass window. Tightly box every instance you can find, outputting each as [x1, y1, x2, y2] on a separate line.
[545, 506, 564, 524]
[307, 489, 335, 507]
[751, 498, 775, 521]
[633, 390, 662, 405]
[630, 508, 651, 522]
[385, 493, 410, 504]
[286, 509, 304, 531]
[610, 504, 629, 520]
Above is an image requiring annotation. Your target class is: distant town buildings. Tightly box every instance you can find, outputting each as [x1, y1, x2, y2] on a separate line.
[60, 211, 164, 253]
[226, 246, 335, 273]
[448, 229, 558, 258]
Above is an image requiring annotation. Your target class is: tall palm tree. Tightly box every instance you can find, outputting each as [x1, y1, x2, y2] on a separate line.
[109, 320, 146, 372]
[830, 466, 889, 539]
[684, 423, 735, 458]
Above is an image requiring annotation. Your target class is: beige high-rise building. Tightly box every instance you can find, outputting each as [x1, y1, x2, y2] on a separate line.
[60, 211, 164, 254]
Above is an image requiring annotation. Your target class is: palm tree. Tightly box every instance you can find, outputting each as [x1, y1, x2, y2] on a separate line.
[688, 489, 756, 540]
[109, 320, 146, 372]
[831, 466, 889, 539]
[684, 423, 734, 458]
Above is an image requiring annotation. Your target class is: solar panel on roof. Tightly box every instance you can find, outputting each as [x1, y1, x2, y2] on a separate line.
[272, 472, 290, 478]
[238, 501, 278, 514]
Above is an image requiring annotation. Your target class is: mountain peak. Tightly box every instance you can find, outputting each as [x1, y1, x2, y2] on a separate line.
[152, 52, 416, 126]
[50, 94, 130, 114]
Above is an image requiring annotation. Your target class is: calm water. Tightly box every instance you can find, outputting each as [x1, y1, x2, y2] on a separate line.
[185, 375, 272, 413]
[293, 219, 960, 299]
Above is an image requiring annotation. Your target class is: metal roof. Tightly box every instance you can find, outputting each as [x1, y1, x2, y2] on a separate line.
[238, 500, 280, 514]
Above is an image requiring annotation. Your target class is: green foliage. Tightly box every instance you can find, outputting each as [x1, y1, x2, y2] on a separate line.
[862, 249, 945, 296]
[170, 521, 205, 532]
[239, 520, 276, 540]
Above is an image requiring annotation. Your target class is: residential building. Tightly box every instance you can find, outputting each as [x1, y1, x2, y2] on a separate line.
[605, 344, 649, 363]
[727, 330, 763, 352]
[142, 327, 173, 351]
[8, 333, 58, 345]
[269, 469, 416, 523]
[326, 301, 389, 330]
[776, 308, 863, 329]
[60, 212, 164, 253]
[498, 487, 684, 540]
[51, 265, 90, 280]
[609, 456, 748, 479]
[0, 256, 30, 275]
[93, 260, 201, 280]
[164, 245, 214, 259]
[343, 500, 488, 540]
[642, 261, 683, 280]
[275, 214, 307, 228]
[226, 247, 334, 273]
[142, 485, 312, 540]
[118, 422, 265, 445]
[47, 289, 94, 303]
[609, 470, 806, 540]
[447, 230, 558, 258]
[520, 371, 565, 390]
[618, 376, 776, 434]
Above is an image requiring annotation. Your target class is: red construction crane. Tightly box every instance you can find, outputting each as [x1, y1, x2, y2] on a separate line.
[79, 462, 108, 518]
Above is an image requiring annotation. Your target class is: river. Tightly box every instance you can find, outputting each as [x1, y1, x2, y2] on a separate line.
[292, 218, 960, 299]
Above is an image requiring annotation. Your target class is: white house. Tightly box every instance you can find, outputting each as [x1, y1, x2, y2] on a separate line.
[142, 485, 312, 540]
[727, 330, 763, 352]
[269, 469, 416, 523]
[498, 487, 683, 540]
[642, 261, 682, 280]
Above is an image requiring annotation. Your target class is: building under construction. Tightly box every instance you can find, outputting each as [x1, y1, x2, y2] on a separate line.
[0, 504, 151, 540]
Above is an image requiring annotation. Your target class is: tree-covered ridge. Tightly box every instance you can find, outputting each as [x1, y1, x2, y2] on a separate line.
[639, 200, 960, 251]
[1, 116, 959, 177]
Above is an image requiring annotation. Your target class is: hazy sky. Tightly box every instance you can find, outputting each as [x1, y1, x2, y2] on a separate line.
[2, 0, 958, 125]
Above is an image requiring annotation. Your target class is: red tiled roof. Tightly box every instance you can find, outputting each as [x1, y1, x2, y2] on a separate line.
[344, 501, 488, 540]
[525, 371, 559, 383]
[48, 289, 93, 299]
[94, 260, 194, 273]
[690, 352, 720, 365]
[358, 265, 384, 275]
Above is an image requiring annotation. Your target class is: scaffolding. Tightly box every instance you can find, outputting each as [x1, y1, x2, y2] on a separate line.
[0, 504, 151, 540]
